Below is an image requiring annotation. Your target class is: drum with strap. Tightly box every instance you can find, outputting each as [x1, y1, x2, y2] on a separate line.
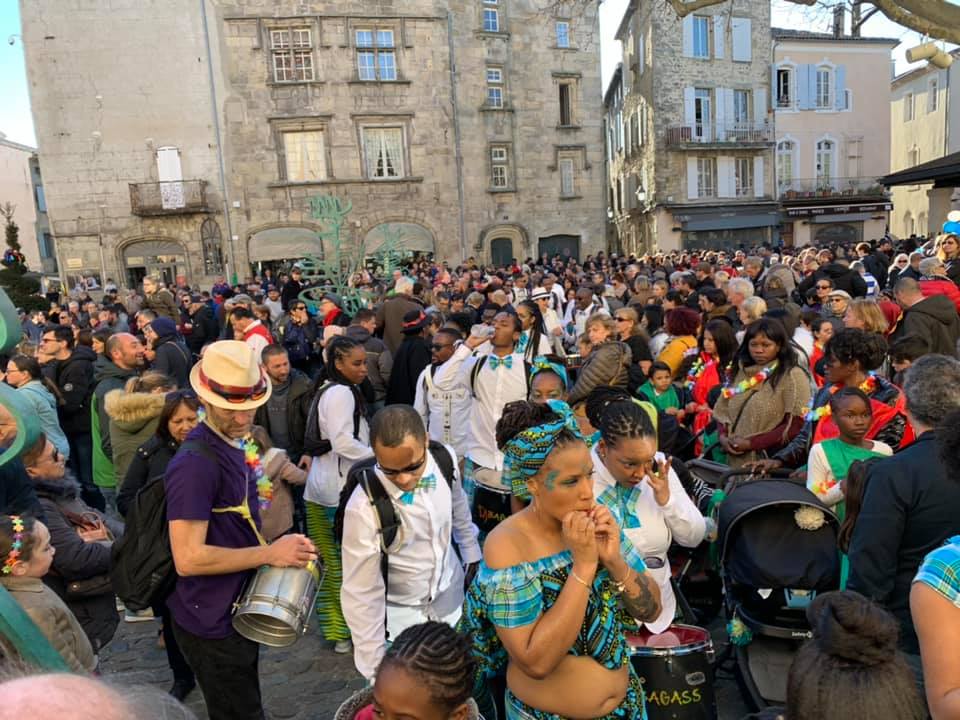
[626, 624, 717, 719]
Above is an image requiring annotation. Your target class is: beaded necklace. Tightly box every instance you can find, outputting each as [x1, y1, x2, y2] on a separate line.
[685, 355, 709, 390]
[721, 362, 778, 399]
[240, 437, 272, 511]
[804, 372, 878, 422]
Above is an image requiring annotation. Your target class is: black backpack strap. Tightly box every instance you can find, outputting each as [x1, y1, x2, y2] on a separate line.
[427, 440, 456, 488]
[357, 467, 398, 641]
[524, 360, 533, 395]
[469, 355, 488, 397]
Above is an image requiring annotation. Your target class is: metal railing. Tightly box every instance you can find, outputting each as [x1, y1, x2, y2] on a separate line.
[129, 180, 209, 216]
[665, 122, 773, 146]
[778, 176, 889, 200]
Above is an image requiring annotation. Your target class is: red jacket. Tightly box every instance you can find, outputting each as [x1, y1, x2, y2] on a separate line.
[920, 277, 960, 314]
[243, 320, 274, 345]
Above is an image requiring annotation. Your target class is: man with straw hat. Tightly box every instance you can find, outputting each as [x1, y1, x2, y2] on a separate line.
[164, 340, 317, 720]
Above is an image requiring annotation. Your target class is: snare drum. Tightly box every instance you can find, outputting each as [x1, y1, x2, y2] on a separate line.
[232, 561, 322, 647]
[626, 624, 717, 720]
[472, 484, 512, 537]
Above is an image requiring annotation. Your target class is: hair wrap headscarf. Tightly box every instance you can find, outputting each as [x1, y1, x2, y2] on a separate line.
[502, 399, 583, 500]
[529, 355, 569, 390]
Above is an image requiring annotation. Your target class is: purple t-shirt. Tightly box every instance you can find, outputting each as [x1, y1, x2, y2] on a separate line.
[164, 422, 262, 639]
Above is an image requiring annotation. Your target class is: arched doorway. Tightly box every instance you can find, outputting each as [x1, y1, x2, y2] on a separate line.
[121, 239, 188, 289]
[482, 224, 527, 267]
[490, 237, 513, 267]
[364, 222, 435, 259]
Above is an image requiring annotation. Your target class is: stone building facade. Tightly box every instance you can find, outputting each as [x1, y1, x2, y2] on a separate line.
[889, 51, 960, 239]
[21, 0, 605, 290]
[606, 0, 776, 254]
[0, 135, 41, 271]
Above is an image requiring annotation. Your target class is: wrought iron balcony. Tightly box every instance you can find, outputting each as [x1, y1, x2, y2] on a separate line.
[129, 180, 209, 216]
[778, 177, 890, 201]
[665, 122, 774, 147]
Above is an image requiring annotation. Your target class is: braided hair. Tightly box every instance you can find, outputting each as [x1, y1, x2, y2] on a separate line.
[585, 387, 656, 448]
[518, 299, 546, 361]
[496, 400, 580, 451]
[314, 335, 367, 414]
[378, 621, 476, 714]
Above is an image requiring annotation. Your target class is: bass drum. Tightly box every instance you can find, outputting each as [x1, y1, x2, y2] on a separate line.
[626, 624, 717, 720]
[233, 561, 321, 647]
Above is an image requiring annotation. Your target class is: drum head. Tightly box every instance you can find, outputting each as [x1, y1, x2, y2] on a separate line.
[626, 624, 711, 651]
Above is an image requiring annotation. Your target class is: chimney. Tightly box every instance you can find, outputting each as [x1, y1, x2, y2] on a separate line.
[833, 6, 844, 37]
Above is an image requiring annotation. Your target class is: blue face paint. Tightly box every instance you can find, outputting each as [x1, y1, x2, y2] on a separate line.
[543, 470, 560, 491]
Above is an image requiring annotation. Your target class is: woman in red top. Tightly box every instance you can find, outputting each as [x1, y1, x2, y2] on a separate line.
[809, 318, 834, 388]
[685, 318, 738, 455]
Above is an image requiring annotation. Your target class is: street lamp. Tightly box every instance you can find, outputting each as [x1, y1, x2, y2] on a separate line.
[636, 185, 647, 203]
[607, 207, 614, 220]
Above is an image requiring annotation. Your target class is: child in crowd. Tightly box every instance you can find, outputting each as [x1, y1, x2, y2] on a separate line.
[0, 515, 96, 673]
[334, 621, 482, 720]
[249, 426, 308, 542]
[807, 388, 892, 517]
[888, 335, 927, 387]
[637, 361, 693, 420]
[809, 318, 834, 387]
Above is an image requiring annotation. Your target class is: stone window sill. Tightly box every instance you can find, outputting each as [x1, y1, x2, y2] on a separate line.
[560, 194, 582, 201]
[266, 80, 326, 87]
[476, 30, 511, 39]
[347, 79, 412, 86]
[557, 124, 582, 131]
[269, 177, 424, 187]
[480, 106, 515, 113]
[488, 188, 516, 194]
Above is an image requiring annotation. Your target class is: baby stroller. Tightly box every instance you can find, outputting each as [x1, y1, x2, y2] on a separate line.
[717, 473, 841, 710]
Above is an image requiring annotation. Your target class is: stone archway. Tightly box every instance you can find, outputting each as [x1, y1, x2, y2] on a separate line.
[117, 237, 189, 289]
[480, 224, 528, 266]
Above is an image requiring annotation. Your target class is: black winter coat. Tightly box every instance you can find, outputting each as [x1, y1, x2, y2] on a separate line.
[894, 295, 960, 357]
[847, 432, 960, 654]
[797, 263, 868, 298]
[151, 334, 192, 388]
[117, 435, 178, 518]
[187, 305, 218, 355]
[386, 335, 431, 406]
[49, 346, 97, 435]
[34, 472, 124, 651]
[253, 370, 313, 459]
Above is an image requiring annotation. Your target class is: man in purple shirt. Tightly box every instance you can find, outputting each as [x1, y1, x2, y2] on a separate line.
[165, 340, 317, 720]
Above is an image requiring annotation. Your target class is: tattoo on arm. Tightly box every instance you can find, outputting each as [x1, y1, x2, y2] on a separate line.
[620, 573, 660, 622]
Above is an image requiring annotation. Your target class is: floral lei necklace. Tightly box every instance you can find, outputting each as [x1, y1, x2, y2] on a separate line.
[240, 437, 272, 511]
[803, 372, 878, 422]
[721, 362, 778, 399]
[685, 355, 709, 390]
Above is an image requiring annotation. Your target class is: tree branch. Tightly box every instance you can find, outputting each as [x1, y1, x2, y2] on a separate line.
[871, 0, 960, 44]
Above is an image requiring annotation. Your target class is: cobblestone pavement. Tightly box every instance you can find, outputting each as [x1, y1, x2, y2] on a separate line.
[100, 616, 751, 719]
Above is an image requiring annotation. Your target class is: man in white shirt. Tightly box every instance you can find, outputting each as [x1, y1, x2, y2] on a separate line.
[340, 406, 481, 681]
[531, 287, 565, 356]
[413, 328, 484, 459]
[563, 286, 608, 348]
[542, 274, 566, 313]
[459, 311, 529, 537]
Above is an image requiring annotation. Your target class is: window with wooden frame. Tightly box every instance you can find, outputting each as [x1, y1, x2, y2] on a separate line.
[356, 28, 397, 81]
[270, 27, 314, 83]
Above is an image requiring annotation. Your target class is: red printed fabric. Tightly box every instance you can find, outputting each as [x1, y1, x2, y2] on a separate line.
[812, 390, 913, 448]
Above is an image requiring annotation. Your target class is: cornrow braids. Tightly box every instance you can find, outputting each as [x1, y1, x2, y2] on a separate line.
[314, 334, 367, 414]
[379, 621, 476, 713]
[584, 386, 632, 429]
[496, 400, 580, 451]
[597, 400, 656, 447]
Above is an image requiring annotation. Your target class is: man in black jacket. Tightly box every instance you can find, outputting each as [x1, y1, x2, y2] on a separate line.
[893, 278, 960, 357]
[848, 355, 960, 681]
[857, 241, 890, 290]
[145, 317, 192, 388]
[280, 266, 305, 311]
[186, 294, 218, 356]
[385, 310, 432, 406]
[797, 252, 868, 298]
[39, 324, 102, 510]
[254, 345, 312, 464]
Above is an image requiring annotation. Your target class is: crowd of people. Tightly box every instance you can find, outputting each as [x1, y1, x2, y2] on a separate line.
[2, 231, 960, 720]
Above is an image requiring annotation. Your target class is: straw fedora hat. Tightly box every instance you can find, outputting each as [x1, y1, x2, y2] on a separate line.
[189, 340, 272, 411]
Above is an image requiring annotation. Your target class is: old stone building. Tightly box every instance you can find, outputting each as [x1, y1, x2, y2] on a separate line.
[606, 0, 776, 254]
[20, 0, 605, 289]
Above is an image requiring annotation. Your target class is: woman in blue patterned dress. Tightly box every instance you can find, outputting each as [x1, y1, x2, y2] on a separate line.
[461, 399, 661, 720]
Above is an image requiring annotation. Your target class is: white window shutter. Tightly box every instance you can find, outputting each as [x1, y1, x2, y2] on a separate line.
[682, 15, 694, 58]
[156, 147, 183, 182]
[717, 156, 733, 197]
[683, 87, 696, 127]
[715, 88, 726, 131]
[713, 16, 725, 59]
[687, 157, 699, 199]
[732, 18, 751, 62]
[724, 89, 735, 133]
[755, 87, 767, 121]
[753, 155, 765, 198]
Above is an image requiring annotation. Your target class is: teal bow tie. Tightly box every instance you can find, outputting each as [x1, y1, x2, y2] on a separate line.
[399, 474, 437, 505]
[617, 485, 643, 529]
[488, 355, 514, 371]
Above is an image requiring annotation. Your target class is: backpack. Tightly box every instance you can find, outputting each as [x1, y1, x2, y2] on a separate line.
[302, 381, 363, 457]
[332, 441, 458, 640]
[110, 439, 213, 611]
[469, 354, 533, 397]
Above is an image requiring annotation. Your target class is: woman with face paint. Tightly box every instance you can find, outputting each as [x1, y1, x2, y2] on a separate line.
[461, 400, 661, 720]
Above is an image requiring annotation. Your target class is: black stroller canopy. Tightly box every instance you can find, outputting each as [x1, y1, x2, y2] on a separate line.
[719, 479, 840, 592]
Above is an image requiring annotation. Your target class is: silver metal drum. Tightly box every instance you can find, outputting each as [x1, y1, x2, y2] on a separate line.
[232, 561, 321, 647]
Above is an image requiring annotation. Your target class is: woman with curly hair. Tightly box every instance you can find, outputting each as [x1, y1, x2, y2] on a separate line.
[713, 318, 812, 469]
[655, 307, 700, 380]
[751, 328, 909, 474]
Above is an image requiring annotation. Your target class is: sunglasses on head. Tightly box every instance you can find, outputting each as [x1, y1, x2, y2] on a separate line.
[166, 389, 197, 400]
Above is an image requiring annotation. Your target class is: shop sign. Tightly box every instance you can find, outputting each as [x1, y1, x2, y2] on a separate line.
[786, 202, 892, 218]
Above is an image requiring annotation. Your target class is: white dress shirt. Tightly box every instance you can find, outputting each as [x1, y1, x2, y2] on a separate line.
[548, 285, 566, 313]
[591, 447, 706, 634]
[541, 307, 566, 356]
[460, 351, 529, 476]
[563, 301, 608, 345]
[340, 447, 482, 680]
[413, 344, 473, 458]
[305, 384, 373, 506]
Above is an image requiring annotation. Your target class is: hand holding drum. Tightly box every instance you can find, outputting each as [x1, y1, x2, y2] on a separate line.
[267, 534, 317, 568]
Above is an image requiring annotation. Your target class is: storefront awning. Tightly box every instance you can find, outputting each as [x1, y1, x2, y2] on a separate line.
[672, 205, 780, 231]
[880, 151, 960, 188]
[364, 222, 435, 255]
[248, 228, 322, 262]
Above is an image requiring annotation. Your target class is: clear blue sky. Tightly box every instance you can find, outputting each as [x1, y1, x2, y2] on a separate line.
[0, 0, 955, 147]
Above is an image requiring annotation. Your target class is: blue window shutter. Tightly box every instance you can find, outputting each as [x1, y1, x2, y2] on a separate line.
[796, 64, 811, 110]
[835, 65, 847, 110]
